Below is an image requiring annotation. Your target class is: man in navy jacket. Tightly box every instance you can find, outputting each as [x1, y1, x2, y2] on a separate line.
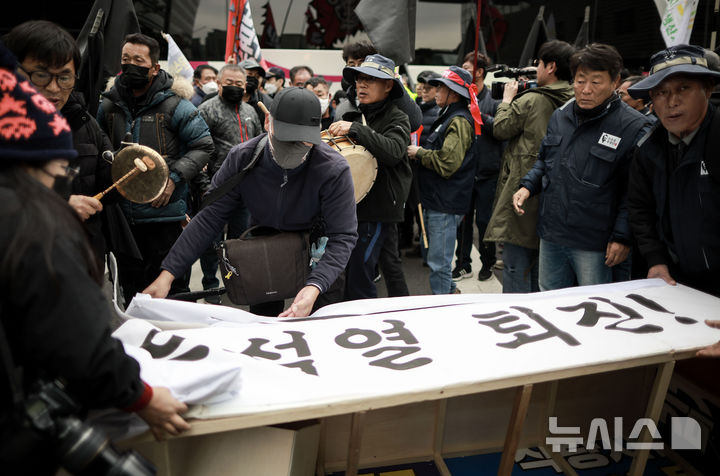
[514, 43, 651, 290]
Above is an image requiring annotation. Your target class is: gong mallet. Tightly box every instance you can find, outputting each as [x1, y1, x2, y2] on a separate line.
[257, 100, 270, 117]
[93, 157, 156, 200]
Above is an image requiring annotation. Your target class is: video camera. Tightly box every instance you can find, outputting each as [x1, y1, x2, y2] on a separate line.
[488, 65, 538, 100]
[23, 379, 155, 476]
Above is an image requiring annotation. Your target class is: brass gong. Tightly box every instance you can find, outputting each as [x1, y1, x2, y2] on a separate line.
[111, 144, 169, 203]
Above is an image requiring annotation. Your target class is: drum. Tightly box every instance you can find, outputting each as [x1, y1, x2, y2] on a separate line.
[111, 144, 169, 203]
[320, 130, 378, 203]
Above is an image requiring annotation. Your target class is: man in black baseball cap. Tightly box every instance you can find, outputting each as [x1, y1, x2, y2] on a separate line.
[265, 66, 285, 97]
[239, 58, 273, 127]
[628, 44, 720, 298]
[145, 87, 358, 317]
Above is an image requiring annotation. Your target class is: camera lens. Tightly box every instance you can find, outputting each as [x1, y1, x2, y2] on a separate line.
[55, 417, 155, 475]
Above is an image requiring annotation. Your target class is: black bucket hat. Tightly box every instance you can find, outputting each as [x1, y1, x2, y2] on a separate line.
[428, 66, 473, 100]
[342, 54, 404, 99]
[628, 44, 720, 99]
[269, 87, 321, 144]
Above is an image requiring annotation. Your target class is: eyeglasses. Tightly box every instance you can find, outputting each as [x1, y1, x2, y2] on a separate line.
[39, 164, 79, 181]
[19, 66, 77, 90]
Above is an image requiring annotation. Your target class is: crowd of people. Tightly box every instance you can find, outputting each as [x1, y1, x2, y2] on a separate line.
[1, 17, 720, 472]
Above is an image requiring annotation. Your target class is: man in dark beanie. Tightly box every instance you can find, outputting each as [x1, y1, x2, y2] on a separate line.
[0, 40, 189, 473]
[329, 54, 412, 299]
[627, 44, 720, 297]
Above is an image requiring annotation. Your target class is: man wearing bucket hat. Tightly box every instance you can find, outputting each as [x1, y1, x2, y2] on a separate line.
[626, 44, 720, 297]
[145, 87, 358, 316]
[513, 43, 651, 290]
[328, 53, 413, 300]
[407, 66, 483, 294]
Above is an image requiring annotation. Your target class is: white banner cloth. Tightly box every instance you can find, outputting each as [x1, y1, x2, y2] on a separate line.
[116, 280, 720, 420]
[162, 32, 194, 82]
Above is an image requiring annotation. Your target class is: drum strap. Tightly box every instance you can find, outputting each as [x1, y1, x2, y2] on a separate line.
[201, 135, 268, 209]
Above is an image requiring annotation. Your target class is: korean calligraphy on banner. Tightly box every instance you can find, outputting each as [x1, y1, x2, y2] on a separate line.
[114, 280, 720, 419]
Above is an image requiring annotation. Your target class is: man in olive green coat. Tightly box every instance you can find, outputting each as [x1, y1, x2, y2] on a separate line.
[485, 40, 576, 293]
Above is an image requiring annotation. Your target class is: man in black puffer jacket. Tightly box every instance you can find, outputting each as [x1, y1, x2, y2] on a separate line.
[97, 33, 213, 305]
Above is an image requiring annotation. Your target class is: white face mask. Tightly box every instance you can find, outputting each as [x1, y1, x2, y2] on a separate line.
[264, 82, 278, 95]
[319, 97, 330, 115]
[202, 81, 218, 95]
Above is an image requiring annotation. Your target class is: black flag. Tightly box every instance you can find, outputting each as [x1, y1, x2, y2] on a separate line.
[518, 6, 550, 67]
[574, 6, 591, 48]
[76, 0, 140, 116]
[355, 0, 417, 65]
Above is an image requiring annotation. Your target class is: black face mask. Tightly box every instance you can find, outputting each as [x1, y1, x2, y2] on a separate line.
[245, 75, 259, 95]
[52, 175, 74, 201]
[120, 63, 151, 90]
[222, 85, 245, 104]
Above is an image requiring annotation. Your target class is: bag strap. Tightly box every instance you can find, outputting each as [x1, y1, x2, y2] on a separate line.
[201, 134, 268, 209]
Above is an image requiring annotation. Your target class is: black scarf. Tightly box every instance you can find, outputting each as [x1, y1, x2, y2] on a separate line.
[573, 94, 616, 125]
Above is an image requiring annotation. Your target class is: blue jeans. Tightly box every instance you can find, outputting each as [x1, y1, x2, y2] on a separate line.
[425, 209, 463, 294]
[502, 242, 539, 293]
[539, 239, 613, 291]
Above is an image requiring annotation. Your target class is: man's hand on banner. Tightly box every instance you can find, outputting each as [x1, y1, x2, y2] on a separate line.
[143, 270, 176, 298]
[647, 264, 677, 286]
[697, 320, 720, 357]
[136, 387, 190, 440]
[279, 285, 321, 318]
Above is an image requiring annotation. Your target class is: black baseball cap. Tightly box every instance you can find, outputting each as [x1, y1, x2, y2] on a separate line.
[267, 66, 285, 80]
[269, 87, 322, 144]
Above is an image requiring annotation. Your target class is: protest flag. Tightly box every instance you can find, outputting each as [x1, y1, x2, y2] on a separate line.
[518, 6, 550, 67]
[660, 0, 700, 47]
[162, 32, 194, 82]
[226, 0, 268, 68]
[354, 0, 417, 65]
[574, 6, 591, 48]
[260, 2, 281, 48]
